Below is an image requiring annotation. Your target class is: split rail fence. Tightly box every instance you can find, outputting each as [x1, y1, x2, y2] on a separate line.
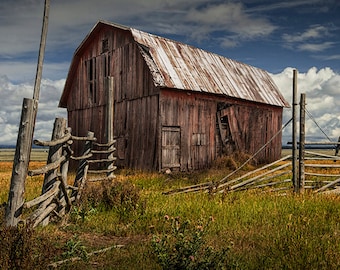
[6, 117, 116, 228]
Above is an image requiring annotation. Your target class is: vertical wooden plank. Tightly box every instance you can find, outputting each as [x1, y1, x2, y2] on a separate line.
[106, 76, 114, 142]
[106, 76, 115, 178]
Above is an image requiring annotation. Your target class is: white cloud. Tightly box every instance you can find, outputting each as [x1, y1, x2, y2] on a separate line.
[186, 2, 276, 41]
[298, 42, 335, 52]
[282, 24, 335, 53]
[271, 67, 340, 143]
[0, 0, 278, 59]
[0, 61, 70, 83]
[0, 75, 66, 145]
[282, 25, 329, 43]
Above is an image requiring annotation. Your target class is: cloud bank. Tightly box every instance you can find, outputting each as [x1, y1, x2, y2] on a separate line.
[0, 75, 66, 145]
[0, 67, 339, 147]
[271, 67, 340, 144]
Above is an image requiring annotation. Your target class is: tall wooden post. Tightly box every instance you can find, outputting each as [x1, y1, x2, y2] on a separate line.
[106, 77, 114, 142]
[106, 77, 115, 179]
[33, 0, 50, 101]
[5, 99, 37, 226]
[5, 0, 50, 226]
[298, 93, 306, 193]
[292, 69, 299, 193]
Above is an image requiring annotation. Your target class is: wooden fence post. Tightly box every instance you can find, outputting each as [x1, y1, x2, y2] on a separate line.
[40, 118, 66, 226]
[292, 69, 299, 193]
[42, 118, 67, 192]
[72, 131, 94, 202]
[298, 93, 306, 193]
[5, 98, 37, 226]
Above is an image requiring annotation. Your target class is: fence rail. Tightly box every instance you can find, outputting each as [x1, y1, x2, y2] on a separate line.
[5, 118, 116, 228]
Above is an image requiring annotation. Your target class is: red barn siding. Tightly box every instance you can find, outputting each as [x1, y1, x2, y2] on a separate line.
[60, 21, 287, 171]
[159, 90, 283, 171]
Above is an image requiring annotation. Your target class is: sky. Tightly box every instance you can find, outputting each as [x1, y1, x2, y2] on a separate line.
[0, 0, 340, 147]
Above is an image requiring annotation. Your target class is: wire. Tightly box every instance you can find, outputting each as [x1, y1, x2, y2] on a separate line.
[305, 107, 332, 142]
[217, 117, 293, 184]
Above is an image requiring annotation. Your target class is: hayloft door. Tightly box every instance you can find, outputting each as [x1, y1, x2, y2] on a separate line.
[161, 126, 181, 169]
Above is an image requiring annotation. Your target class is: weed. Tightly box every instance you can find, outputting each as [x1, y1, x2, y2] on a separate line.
[0, 222, 53, 269]
[62, 235, 88, 261]
[70, 205, 97, 223]
[102, 180, 146, 222]
[151, 215, 230, 270]
[0, 222, 34, 269]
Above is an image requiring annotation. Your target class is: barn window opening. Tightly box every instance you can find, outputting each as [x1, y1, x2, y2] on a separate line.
[86, 57, 97, 105]
[102, 38, 109, 53]
[103, 53, 111, 77]
[192, 133, 206, 146]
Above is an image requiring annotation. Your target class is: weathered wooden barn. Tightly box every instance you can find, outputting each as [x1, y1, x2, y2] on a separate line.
[59, 20, 289, 171]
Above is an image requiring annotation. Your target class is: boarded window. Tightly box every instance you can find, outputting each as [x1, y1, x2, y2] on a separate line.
[161, 126, 180, 169]
[192, 133, 206, 146]
[102, 38, 109, 53]
[103, 53, 111, 78]
[86, 58, 97, 105]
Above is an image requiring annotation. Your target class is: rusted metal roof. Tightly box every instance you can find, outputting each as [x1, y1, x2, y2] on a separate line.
[60, 21, 289, 108]
[130, 27, 289, 107]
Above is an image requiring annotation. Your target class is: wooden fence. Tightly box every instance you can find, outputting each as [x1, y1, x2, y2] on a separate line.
[164, 149, 340, 196]
[164, 91, 340, 196]
[6, 117, 116, 228]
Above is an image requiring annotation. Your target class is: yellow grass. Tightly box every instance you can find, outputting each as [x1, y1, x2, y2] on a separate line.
[0, 161, 46, 202]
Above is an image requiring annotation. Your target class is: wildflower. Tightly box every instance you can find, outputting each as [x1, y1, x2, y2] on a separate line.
[196, 225, 203, 231]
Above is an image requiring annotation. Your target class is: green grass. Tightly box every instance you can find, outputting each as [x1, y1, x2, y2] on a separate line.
[0, 154, 340, 269]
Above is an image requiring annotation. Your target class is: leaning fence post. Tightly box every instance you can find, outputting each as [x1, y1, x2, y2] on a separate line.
[5, 98, 37, 226]
[298, 93, 306, 193]
[40, 118, 66, 226]
[42, 118, 67, 192]
[72, 131, 94, 202]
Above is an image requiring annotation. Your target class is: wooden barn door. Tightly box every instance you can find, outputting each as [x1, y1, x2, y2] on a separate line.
[161, 126, 181, 169]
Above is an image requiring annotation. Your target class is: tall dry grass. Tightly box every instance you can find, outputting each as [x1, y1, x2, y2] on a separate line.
[0, 152, 339, 269]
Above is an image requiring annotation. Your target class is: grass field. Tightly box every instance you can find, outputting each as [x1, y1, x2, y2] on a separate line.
[0, 148, 336, 162]
[0, 150, 340, 269]
[0, 148, 48, 161]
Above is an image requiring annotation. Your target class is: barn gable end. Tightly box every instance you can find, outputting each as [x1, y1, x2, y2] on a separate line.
[59, 21, 289, 171]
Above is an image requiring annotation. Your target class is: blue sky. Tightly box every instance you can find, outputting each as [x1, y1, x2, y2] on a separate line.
[0, 0, 340, 145]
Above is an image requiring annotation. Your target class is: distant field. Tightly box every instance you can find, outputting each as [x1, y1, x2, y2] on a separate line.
[1, 148, 337, 162]
[0, 148, 48, 162]
[281, 148, 336, 157]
